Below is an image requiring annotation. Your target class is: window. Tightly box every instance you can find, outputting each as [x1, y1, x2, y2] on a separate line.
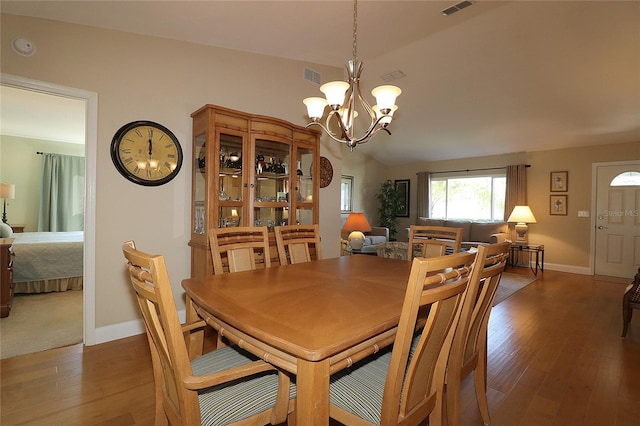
[430, 173, 506, 220]
[340, 175, 353, 213]
[611, 171, 640, 187]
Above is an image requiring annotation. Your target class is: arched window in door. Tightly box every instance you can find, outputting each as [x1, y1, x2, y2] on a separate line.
[611, 171, 640, 186]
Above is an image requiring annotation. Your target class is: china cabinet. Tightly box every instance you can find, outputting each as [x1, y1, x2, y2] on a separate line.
[190, 104, 320, 277]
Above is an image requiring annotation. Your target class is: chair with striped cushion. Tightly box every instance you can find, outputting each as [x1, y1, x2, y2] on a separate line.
[122, 241, 295, 425]
[274, 224, 322, 265]
[445, 242, 510, 426]
[408, 225, 463, 259]
[209, 226, 271, 275]
[329, 251, 477, 426]
[622, 266, 640, 338]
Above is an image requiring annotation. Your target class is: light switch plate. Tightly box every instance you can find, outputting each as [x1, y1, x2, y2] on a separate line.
[578, 210, 590, 217]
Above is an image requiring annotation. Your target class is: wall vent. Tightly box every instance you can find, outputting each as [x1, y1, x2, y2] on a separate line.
[304, 67, 322, 85]
[382, 70, 406, 82]
[442, 0, 473, 16]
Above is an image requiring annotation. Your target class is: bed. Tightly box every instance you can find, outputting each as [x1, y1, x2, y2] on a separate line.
[11, 231, 84, 294]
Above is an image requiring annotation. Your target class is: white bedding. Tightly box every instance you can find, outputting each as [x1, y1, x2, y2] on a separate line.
[12, 231, 84, 292]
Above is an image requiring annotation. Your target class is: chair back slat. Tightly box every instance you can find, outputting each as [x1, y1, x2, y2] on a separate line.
[382, 251, 476, 424]
[122, 241, 199, 425]
[445, 241, 510, 426]
[275, 224, 322, 265]
[409, 225, 463, 259]
[209, 226, 271, 274]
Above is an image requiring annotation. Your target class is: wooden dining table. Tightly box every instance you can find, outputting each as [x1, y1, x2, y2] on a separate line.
[182, 254, 413, 425]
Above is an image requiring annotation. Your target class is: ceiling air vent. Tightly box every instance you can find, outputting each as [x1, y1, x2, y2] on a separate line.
[442, 0, 473, 16]
[304, 67, 321, 85]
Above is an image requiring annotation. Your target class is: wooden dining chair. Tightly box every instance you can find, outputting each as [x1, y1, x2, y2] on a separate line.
[408, 225, 463, 259]
[209, 226, 271, 275]
[329, 251, 477, 426]
[122, 241, 295, 426]
[444, 241, 511, 426]
[274, 224, 322, 265]
[622, 266, 640, 338]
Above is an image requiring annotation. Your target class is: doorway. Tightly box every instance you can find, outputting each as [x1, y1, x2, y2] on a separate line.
[1, 73, 98, 345]
[593, 161, 640, 279]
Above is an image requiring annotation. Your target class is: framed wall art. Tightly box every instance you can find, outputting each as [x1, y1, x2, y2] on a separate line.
[395, 179, 410, 217]
[550, 171, 568, 192]
[550, 195, 568, 215]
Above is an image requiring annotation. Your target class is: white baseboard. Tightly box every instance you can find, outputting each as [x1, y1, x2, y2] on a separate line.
[543, 263, 591, 275]
[94, 309, 187, 345]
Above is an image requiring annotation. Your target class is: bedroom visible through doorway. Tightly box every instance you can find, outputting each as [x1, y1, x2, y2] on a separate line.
[0, 75, 97, 352]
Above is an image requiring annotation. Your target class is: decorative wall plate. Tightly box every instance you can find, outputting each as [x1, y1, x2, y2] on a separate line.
[319, 156, 333, 188]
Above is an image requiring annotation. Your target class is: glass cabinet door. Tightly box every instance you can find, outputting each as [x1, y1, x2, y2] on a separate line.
[194, 133, 207, 235]
[253, 138, 290, 231]
[218, 132, 244, 228]
[295, 146, 315, 224]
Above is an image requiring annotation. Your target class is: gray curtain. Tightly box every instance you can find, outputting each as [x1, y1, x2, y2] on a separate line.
[38, 153, 85, 232]
[416, 171, 429, 218]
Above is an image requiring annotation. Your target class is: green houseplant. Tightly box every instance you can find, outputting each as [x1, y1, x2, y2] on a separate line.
[375, 179, 403, 240]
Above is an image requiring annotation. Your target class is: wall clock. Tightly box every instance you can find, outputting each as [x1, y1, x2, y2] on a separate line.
[319, 156, 333, 188]
[110, 120, 183, 186]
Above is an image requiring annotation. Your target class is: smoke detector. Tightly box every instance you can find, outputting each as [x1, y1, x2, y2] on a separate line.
[12, 37, 36, 56]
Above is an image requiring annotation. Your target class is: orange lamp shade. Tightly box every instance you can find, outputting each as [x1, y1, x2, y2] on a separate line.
[342, 212, 372, 233]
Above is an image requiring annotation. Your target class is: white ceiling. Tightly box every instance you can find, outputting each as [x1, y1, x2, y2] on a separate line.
[2, 0, 639, 165]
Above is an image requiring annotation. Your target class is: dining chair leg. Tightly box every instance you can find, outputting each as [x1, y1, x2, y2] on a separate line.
[622, 303, 632, 338]
[474, 335, 491, 426]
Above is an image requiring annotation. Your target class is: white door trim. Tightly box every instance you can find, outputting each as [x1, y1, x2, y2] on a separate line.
[1, 73, 98, 345]
[590, 160, 640, 276]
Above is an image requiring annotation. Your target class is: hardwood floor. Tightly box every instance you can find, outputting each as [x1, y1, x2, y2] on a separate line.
[2, 269, 638, 425]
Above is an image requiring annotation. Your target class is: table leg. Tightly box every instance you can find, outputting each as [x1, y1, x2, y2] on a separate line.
[296, 358, 330, 425]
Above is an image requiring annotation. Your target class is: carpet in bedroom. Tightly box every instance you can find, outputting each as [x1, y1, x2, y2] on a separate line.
[0, 290, 83, 359]
[493, 272, 537, 306]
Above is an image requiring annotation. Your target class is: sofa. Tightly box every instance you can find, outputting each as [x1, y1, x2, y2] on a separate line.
[413, 218, 508, 250]
[340, 226, 389, 255]
[378, 218, 508, 260]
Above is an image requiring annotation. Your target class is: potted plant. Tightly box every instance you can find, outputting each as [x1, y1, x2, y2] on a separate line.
[375, 179, 403, 240]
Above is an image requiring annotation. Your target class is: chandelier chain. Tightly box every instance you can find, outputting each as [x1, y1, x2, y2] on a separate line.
[352, 0, 358, 61]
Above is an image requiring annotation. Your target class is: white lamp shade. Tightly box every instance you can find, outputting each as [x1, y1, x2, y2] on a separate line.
[507, 205, 537, 224]
[373, 104, 398, 125]
[303, 97, 328, 120]
[371, 85, 401, 112]
[0, 183, 15, 199]
[320, 81, 350, 108]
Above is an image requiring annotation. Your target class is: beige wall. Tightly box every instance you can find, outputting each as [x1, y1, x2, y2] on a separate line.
[0, 136, 85, 231]
[340, 144, 387, 228]
[1, 14, 343, 336]
[362, 142, 640, 272]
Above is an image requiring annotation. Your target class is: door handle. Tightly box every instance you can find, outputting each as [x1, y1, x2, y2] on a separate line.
[597, 225, 608, 230]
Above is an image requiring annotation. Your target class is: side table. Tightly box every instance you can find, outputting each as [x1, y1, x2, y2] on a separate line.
[510, 243, 544, 276]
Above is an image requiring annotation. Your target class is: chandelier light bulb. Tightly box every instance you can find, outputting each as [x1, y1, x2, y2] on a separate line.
[320, 81, 350, 109]
[373, 104, 398, 125]
[371, 85, 402, 113]
[303, 97, 328, 120]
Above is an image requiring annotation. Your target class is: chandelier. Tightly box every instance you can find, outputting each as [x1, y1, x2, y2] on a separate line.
[303, 0, 402, 151]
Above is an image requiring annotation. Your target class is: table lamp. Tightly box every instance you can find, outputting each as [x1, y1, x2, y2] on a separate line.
[507, 205, 537, 242]
[1, 183, 15, 224]
[342, 212, 372, 250]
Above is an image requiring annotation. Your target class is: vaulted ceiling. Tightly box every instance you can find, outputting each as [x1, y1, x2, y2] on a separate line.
[3, 1, 639, 165]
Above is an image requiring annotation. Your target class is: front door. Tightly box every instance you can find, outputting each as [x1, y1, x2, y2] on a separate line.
[594, 162, 640, 278]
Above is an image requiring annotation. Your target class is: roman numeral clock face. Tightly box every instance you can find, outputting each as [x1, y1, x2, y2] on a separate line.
[110, 121, 183, 186]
